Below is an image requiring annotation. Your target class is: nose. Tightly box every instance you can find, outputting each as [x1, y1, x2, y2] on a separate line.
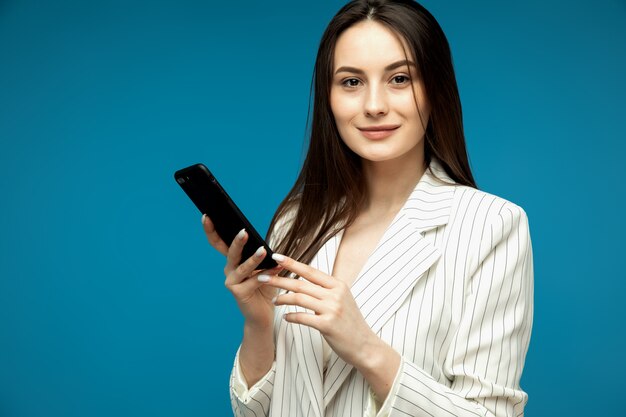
[364, 83, 388, 117]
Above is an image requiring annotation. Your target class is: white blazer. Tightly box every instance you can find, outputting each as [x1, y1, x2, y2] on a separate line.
[229, 158, 534, 417]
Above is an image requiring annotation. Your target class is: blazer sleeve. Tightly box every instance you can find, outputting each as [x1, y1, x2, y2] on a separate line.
[229, 204, 298, 417]
[378, 202, 534, 417]
[230, 347, 276, 417]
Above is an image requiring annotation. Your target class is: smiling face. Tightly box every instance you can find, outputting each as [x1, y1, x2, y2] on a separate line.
[330, 20, 431, 165]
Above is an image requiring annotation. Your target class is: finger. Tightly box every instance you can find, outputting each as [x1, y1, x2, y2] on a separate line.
[271, 254, 335, 288]
[227, 269, 279, 299]
[201, 214, 229, 256]
[283, 311, 320, 330]
[224, 265, 282, 295]
[273, 292, 325, 313]
[252, 265, 284, 275]
[226, 246, 267, 285]
[249, 265, 284, 284]
[224, 228, 248, 275]
[257, 274, 326, 299]
[227, 265, 283, 293]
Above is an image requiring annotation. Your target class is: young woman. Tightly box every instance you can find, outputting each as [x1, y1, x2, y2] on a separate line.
[202, 1, 533, 416]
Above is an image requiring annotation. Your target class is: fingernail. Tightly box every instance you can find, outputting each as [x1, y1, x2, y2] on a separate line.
[257, 274, 270, 282]
[201, 214, 207, 224]
[272, 253, 285, 262]
[237, 228, 246, 240]
[255, 246, 265, 257]
[271, 296, 278, 304]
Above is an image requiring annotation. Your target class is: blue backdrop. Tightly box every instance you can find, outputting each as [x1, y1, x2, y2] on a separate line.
[1, 0, 625, 415]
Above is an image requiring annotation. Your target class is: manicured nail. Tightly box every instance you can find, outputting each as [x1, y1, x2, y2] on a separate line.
[201, 214, 207, 224]
[255, 246, 265, 257]
[236, 228, 246, 240]
[272, 253, 285, 262]
[257, 274, 270, 282]
[271, 296, 278, 304]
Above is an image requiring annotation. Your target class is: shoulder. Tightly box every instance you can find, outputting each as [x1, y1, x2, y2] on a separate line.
[448, 185, 531, 250]
[427, 158, 528, 230]
[451, 185, 529, 225]
[442, 186, 532, 279]
[428, 157, 528, 224]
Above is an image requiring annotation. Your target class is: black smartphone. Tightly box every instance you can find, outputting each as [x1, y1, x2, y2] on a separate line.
[174, 163, 277, 270]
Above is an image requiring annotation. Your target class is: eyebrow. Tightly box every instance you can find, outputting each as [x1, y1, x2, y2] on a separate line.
[334, 59, 417, 76]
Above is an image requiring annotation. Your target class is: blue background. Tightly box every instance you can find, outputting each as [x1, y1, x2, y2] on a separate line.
[1, 0, 625, 415]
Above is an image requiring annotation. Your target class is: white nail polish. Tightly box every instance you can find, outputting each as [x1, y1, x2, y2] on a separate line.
[271, 296, 278, 304]
[258, 274, 270, 282]
[237, 228, 246, 240]
[201, 214, 207, 224]
[272, 253, 285, 262]
[255, 246, 265, 257]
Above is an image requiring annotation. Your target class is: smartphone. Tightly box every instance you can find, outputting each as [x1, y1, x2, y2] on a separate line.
[174, 163, 277, 270]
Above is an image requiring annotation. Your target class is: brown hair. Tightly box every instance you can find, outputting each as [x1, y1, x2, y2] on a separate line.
[267, 0, 476, 266]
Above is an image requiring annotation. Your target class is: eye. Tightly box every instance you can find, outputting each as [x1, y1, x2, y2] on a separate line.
[340, 78, 361, 88]
[391, 75, 411, 85]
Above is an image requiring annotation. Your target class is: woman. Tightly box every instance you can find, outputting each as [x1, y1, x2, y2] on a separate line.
[202, 1, 533, 416]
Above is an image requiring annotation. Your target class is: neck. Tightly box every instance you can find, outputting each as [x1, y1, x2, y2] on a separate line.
[360, 144, 427, 217]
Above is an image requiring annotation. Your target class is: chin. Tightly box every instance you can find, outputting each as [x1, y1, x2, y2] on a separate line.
[355, 150, 402, 163]
[349, 142, 400, 162]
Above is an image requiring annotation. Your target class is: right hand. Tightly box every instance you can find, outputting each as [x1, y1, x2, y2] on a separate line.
[201, 214, 283, 330]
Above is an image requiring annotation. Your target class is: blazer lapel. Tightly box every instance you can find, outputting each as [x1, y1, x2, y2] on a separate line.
[322, 158, 457, 407]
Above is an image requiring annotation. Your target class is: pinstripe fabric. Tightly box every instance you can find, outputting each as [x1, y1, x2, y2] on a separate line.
[229, 158, 534, 417]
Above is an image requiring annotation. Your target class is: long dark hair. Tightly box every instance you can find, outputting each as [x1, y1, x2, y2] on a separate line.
[267, 0, 476, 266]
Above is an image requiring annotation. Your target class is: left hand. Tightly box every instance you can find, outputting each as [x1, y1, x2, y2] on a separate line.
[257, 253, 379, 368]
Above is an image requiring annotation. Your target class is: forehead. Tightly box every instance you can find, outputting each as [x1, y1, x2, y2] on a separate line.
[333, 20, 414, 70]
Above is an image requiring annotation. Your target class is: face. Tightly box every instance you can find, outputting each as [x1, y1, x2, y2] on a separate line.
[330, 20, 430, 165]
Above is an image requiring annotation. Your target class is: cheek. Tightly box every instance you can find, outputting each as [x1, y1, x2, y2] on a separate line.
[330, 90, 359, 124]
[395, 90, 430, 128]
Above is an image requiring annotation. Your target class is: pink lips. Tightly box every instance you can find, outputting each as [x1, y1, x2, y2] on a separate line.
[357, 125, 400, 140]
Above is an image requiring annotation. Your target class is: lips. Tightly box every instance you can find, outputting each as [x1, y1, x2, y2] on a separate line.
[358, 125, 400, 131]
[357, 125, 400, 140]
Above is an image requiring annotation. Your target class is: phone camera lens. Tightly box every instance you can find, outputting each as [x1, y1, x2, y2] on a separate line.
[177, 177, 185, 184]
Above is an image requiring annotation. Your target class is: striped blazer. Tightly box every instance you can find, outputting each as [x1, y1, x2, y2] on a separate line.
[229, 157, 534, 417]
